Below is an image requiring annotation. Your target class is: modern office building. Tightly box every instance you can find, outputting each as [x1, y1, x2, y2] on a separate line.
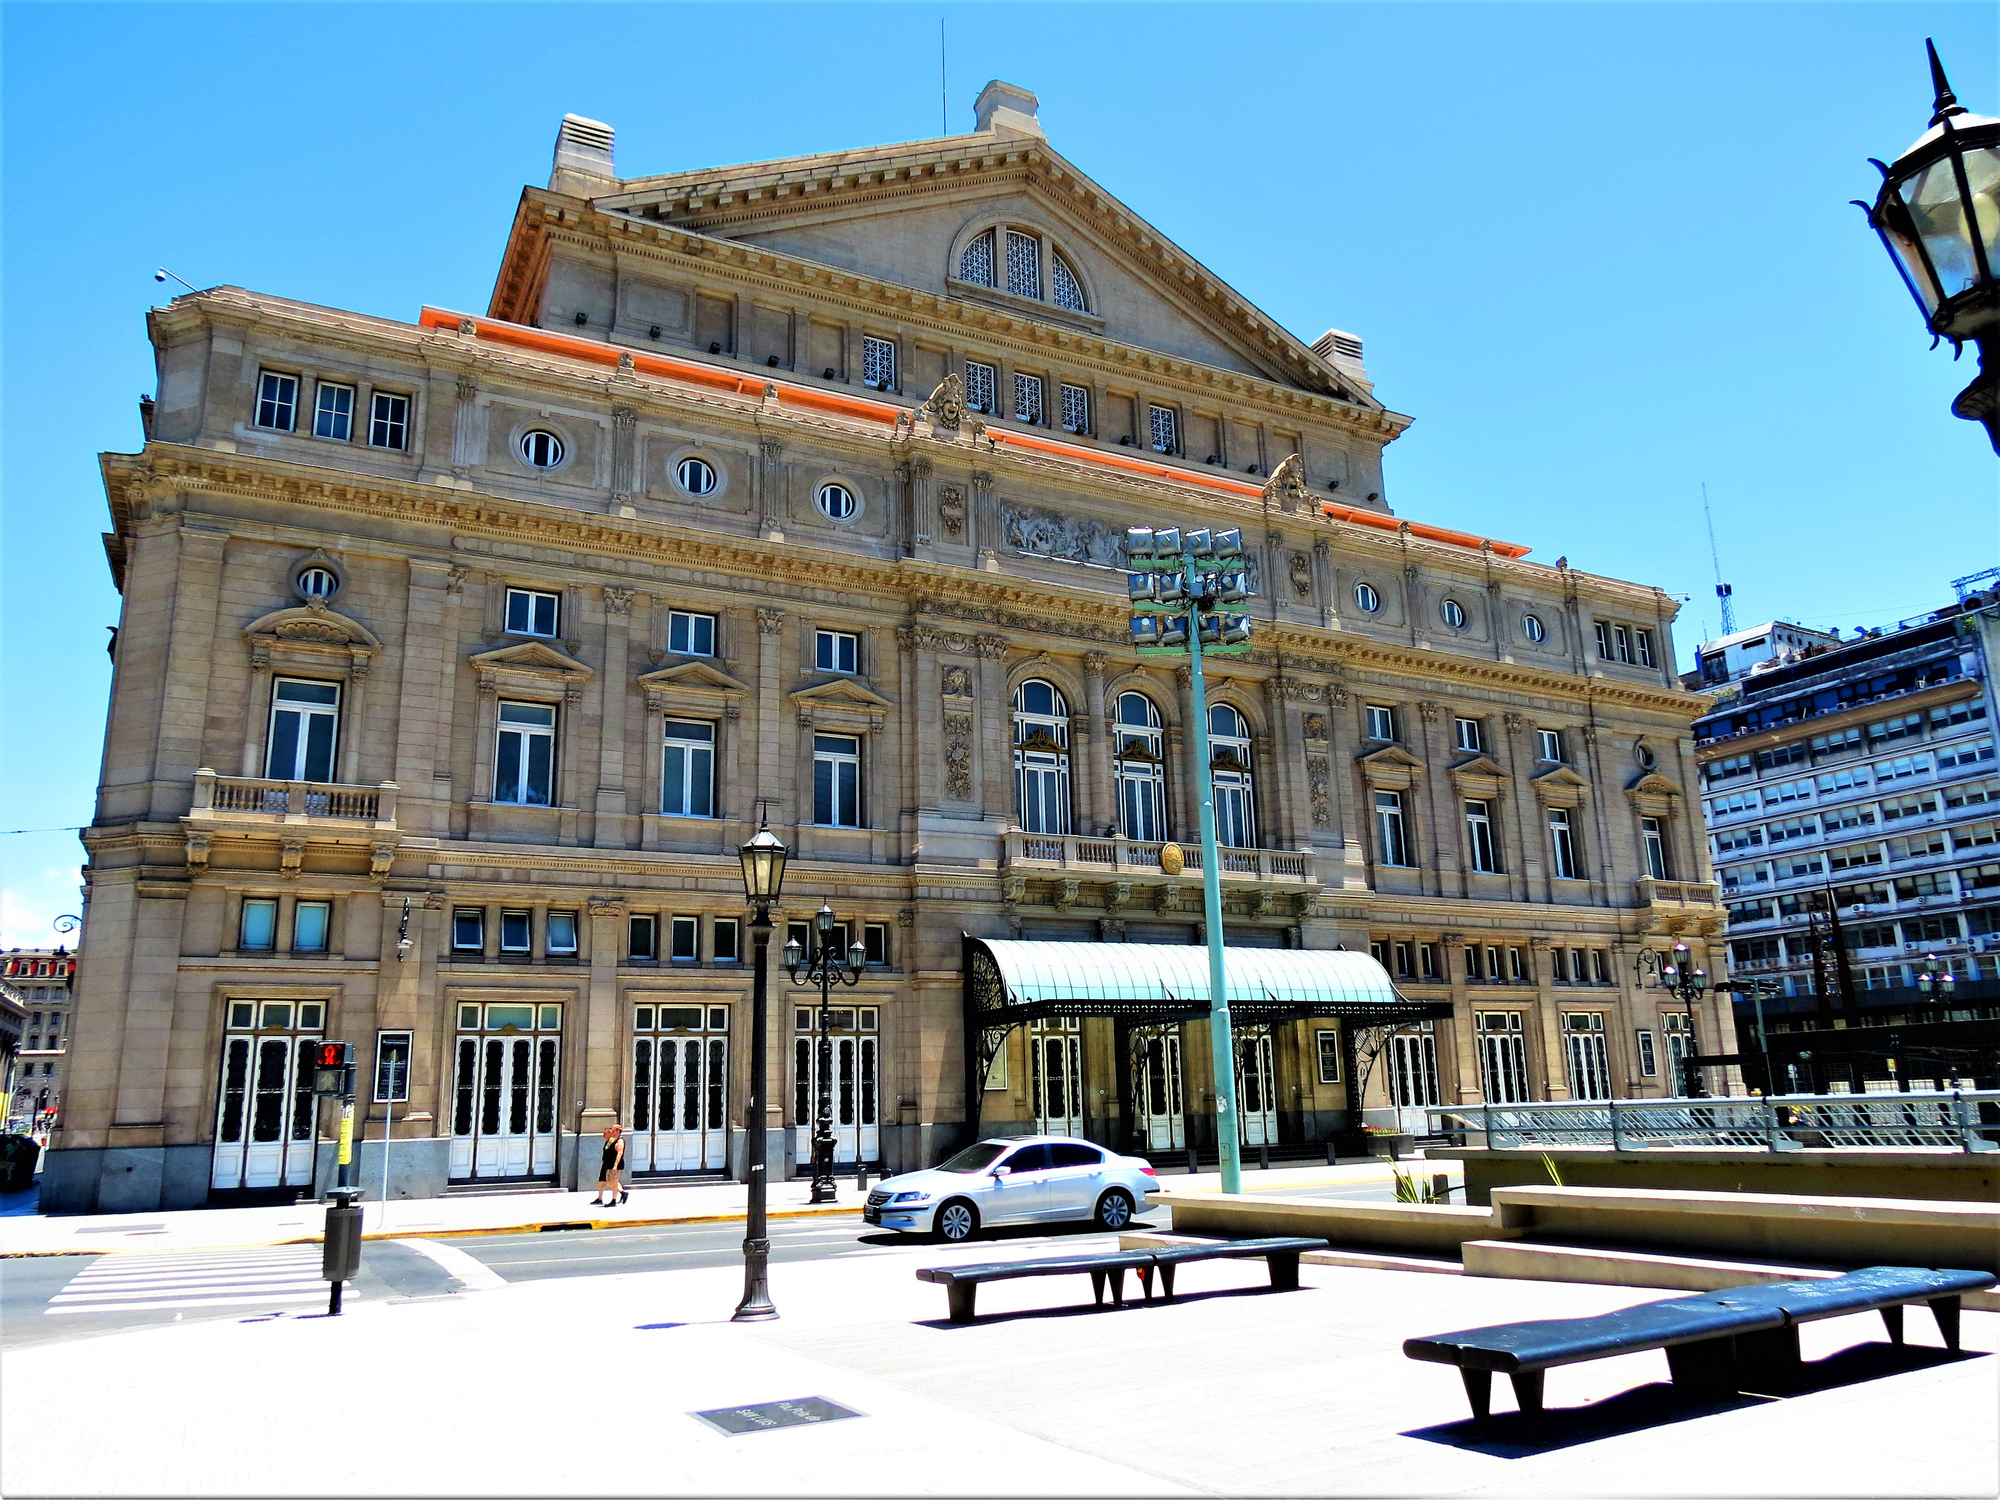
[54, 87, 1720, 1211]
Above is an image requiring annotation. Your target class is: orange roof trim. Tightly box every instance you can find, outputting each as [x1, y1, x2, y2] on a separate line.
[420, 307, 1530, 561]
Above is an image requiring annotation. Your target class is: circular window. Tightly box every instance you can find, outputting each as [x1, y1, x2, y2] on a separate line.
[1635, 742, 1659, 771]
[519, 429, 565, 469]
[296, 566, 339, 601]
[1354, 582, 1381, 613]
[1523, 613, 1547, 643]
[676, 457, 717, 495]
[817, 482, 857, 521]
[1441, 598, 1468, 630]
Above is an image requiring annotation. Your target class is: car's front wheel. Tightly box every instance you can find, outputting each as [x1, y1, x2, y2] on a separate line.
[935, 1199, 979, 1242]
[1093, 1188, 1135, 1230]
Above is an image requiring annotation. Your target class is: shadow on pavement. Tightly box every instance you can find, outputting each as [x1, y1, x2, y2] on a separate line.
[913, 1281, 1292, 1331]
[1403, 1342, 1984, 1458]
[854, 1216, 1160, 1250]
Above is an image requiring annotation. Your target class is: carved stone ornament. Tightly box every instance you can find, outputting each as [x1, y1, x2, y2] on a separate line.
[943, 714, 975, 799]
[1289, 551, 1314, 601]
[1159, 842, 1186, 876]
[1417, 701, 1443, 726]
[1054, 879, 1080, 911]
[184, 829, 212, 871]
[922, 373, 967, 431]
[941, 665, 973, 698]
[588, 895, 627, 917]
[602, 586, 635, 616]
[612, 406, 637, 432]
[937, 484, 967, 538]
[1262, 453, 1312, 514]
[1303, 712, 1328, 741]
[1307, 755, 1332, 826]
[758, 437, 783, 460]
[1002, 504, 1126, 567]
[756, 608, 786, 636]
[976, 635, 1009, 660]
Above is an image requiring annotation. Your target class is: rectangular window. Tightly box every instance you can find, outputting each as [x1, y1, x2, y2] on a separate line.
[494, 702, 556, 805]
[1708, 753, 1754, 783]
[713, 917, 740, 963]
[312, 380, 355, 441]
[374, 1031, 412, 1103]
[1939, 737, 1996, 770]
[864, 922, 890, 966]
[1315, 1029, 1342, 1084]
[1594, 620, 1614, 659]
[814, 733, 863, 828]
[1012, 372, 1044, 425]
[670, 916, 699, 961]
[628, 914, 658, 960]
[661, 719, 715, 818]
[504, 588, 559, 638]
[1392, 940, 1415, 979]
[1548, 807, 1579, 879]
[1537, 728, 1565, 763]
[1613, 624, 1634, 663]
[1464, 799, 1499, 874]
[240, 898, 278, 952]
[1634, 628, 1656, 667]
[499, 910, 531, 954]
[266, 678, 340, 783]
[667, 610, 716, 657]
[1454, 717, 1482, 753]
[964, 360, 996, 414]
[815, 629, 859, 674]
[452, 908, 484, 952]
[1365, 704, 1396, 741]
[546, 911, 578, 955]
[1635, 1029, 1659, 1078]
[1641, 816, 1669, 880]
[1420, 943, 1440, 980]
[1060, 383, 1090, 435]
[1148, 403, 1178, 454]
[1374, 790, 1410, 867]
[255, 371, 298, 431]
[368, 391, 409, 450]
[1759, 744, 1809, 772]
[1591, 949, 1610, 984]
[861, 336, 896, 391]
[1508, 946, 1526, 982]
[292, 901, 331, 954]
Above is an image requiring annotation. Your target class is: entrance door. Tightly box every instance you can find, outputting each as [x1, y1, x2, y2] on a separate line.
[1563, 1013, 1611, 1099]
[1236, 1031, 1278, 1147]
[211, 998, 325, 1191]
[632, 1004, 729, 1174]
[449, 1002, 562, 1180]
[792, 1006, 879, 1165]
[1476, 1012, 1530, 1103]
[1030, 1018, 1083, 1137]
[1135, 1027, 1185, 1150]
[1388, 1026, 1441, 1134]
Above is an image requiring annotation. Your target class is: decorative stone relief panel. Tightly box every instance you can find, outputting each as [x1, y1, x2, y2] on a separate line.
[1002, 505, 1125, 567]
[938, 485, 967, 538]
[943, 713, 975, 800]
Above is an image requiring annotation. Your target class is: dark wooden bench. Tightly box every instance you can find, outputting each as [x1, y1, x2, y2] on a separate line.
[1405, 1265, 1997, 1424]
[1140, 1237, 1331, 1301]
[917, 1250, 1156, 1324]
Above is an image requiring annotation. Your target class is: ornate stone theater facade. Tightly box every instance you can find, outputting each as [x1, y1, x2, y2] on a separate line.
[53, 85, 1723, 1210]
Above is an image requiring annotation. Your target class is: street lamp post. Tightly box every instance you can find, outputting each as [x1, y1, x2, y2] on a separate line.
[784, 902, 866, 1204]
[733, 820, 789, 1323]
[1916, 952, 1959, 998]
[1636, 941, 1710, 1097]
[1126, 524, 1254, 1193]
[1859, 40, 2000, 452]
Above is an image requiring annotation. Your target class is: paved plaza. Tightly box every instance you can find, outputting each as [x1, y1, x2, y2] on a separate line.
[2, 1235, 1990, 1496]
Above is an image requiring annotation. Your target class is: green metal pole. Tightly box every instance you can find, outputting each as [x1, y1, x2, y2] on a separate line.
[1182, 563, 1243, 1194]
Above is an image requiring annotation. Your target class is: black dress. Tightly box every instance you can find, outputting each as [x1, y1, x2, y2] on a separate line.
[601, 1141, 623, 1176]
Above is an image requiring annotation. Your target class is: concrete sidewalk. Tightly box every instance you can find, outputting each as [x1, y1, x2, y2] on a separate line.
[2, 1231, 1989, 1496]
[0, 1160, 1427, 1257]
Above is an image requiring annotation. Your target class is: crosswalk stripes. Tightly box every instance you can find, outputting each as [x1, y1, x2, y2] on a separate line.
[45, 1244, 345, 1316]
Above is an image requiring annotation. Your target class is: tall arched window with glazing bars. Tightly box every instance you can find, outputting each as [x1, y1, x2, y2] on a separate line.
[1013, 679, 1072, 835]
[1114, 691, 1166, 843]
[1209, 704, 1257, 848]
[957, 231, 995, 287]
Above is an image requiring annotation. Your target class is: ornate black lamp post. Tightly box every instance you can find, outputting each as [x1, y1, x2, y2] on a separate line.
[732, 821, 788, 1323]
[1637, 940, 1709, 1097]
[1916, 953, 1959, 997]
[784, 902, 865, 1204]
[1860, 41, 2000, 452]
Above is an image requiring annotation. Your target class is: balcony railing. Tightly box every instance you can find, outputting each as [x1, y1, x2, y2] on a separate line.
[1002, 831, 1313, 882]
[190, 769, 397, 828]
[1636, 877, 1721, 906]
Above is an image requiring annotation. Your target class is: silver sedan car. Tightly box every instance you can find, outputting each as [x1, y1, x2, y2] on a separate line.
[863, 1135, 1156, 1241]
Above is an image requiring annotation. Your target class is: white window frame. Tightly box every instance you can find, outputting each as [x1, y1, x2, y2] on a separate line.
[255, 371, 298, 431]
[676, 456, 717, 494]
[816, 482, 857, 521]
[1365, 704, 1395, 741]
[1641, 816, 1669, 880]
[1464, 799, 1499, 874]
[1012, 371, 1044, 426]
[1148, 403, 1179, 455]
[267, 677, 341, 783]
[313, 380, 355, 442]
[519, 428, 565, 469]
[661, 718, 716, 818]
[1005, 229, 1041, 299]
[1635, 628, 1656, 667]
[670, 916, 700, 962]
[546, 910, 579, 955]
[292, 900, 331, 954]
[1051, 252, 1088, 312]
[368, 391, 410, 450]
[494, 701, 556, 806]
[666, 610, 715, 657]
[1523, 613, 1546, 642]
[861, 337, 896, 392]
[504, 587, 560, 638]
[1454, 717, 1482, 753]
[1548, 807, 1579, 880]
[965, 360, 997, 414]
[1114, 692, 1166, 843]
[957, 230, 995, 287]
[813, 733, 863, 828]
[451, 908, 485, 953]
[1537, 728, 1565, 763]
[499, 910, 532, 955]
[1374, 790, 1411, 867]
[815, 629, 859, 674]
[240, 898, 278, 952]
[1059, 382, 1090, 434]
[1013, 680, 1073, 837]
[1209, 704, 1256, 850]
[713, 918, 741, 963]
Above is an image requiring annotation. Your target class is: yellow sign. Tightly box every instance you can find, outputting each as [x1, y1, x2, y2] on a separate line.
[1159, 842, 1185, 876]
[337, 1105, 355, 1166]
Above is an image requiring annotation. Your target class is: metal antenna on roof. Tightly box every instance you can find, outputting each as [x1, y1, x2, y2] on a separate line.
[1702, 482, 1736, 636]
[940, 17, 948, 134]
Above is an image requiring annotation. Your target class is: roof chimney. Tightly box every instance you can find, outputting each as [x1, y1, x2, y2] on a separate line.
[550, 115, 617, 196]
[1311, 328, 1371, 392]
[973, 80, 1043, 138]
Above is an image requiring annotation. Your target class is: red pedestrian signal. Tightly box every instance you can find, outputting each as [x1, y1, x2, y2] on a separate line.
[312, 1042, 351, 1070]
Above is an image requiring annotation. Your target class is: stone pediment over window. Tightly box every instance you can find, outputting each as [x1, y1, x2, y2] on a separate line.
[471, 640, 593, 701]
[1356, 743, 1424, 791]
[638, 659, 750, 718]
[1625, 770, 1683, 816]
[243, 601, 381, 675]
[1532, 763, 1591, 807]
[792, 677, 893, 731]
[1446, 753, 1508, 799]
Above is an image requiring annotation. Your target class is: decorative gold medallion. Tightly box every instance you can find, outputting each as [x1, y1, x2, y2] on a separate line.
[1159, 842, 1185, 876]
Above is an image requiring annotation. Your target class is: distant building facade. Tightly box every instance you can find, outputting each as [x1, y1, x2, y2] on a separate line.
[1691, 620, 1842, 688]
[5, 950, 75, 1135]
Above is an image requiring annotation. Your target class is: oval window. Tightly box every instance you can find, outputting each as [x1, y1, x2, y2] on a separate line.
[1635, 742, 1659, 770]
[1354, 582, 1380, 614]
[677, 457, 716, 495]
[1441, 598, 1467, 630]
[520, 429, 565, 469]
[1523, 613, 1547, 643]
[296, 566, 339, 601]
[817, 482, 857, 520]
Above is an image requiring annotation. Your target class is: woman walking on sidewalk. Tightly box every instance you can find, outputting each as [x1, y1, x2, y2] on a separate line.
[591, 1125, 627, 1207]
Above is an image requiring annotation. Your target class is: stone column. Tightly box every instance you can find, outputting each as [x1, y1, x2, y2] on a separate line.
[595, 587, 634, 846]
[971, 470, 998, 570]
[1503, 713, 1543, 904]
[906, 629, 943, 814]
[1530, 935, 1571, 1100]
[1415, 701, 1451, 898]
[580, 895, 626, 1137]
[1082, 652, 1111, 836]
[755, 608, 786, 823]
[977, 636, 1011, 825]
[449, 375, 482, 474]
[1263, 678, 1297, 849]
[1444, 933, 1480, 1103]
[393, 559, 457, 835]
[610, 405, 638, 507]
[756, 437, 785, 540]
[153, 524, 228, 817]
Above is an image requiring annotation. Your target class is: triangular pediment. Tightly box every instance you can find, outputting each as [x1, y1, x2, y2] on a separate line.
[1533, 764, 1591, 791]
[1447, 753, 1508, 780]
[637, 660, 749, 696]
[791, 677, 895, 713]
[470, 640, 592, 679]
[1357, 743, 1426, 771]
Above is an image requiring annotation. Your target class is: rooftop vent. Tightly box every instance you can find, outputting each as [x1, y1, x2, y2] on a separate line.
[973, 80, 1043, 138]
[550, 114, 617, 196]
[1311, 328, 1371, 392]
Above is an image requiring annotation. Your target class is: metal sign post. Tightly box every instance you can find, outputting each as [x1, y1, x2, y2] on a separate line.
[313, 1042, 361, 1314]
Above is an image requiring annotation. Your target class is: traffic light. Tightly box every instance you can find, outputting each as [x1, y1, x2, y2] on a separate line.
[312, 1041, 353, 1096]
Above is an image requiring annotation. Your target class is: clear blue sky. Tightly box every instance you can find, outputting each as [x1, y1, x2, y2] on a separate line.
[3, 3, 1995, 947]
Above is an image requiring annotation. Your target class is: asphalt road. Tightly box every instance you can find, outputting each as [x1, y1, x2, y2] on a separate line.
[0, 1173, 1447, 1351]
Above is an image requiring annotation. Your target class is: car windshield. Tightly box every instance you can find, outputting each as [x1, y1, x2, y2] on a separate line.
[936, 1142, 1008, 1174]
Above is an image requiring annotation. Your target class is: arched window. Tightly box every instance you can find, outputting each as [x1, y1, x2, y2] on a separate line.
[1013, 679, 1071, 835]
[1051, 253, 1088, 312]
[1114, 692, 1166, 843]
[1209, 704, 1256, 849]
[957, 230, 995, 287]
[953, 226, 1089, 313]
